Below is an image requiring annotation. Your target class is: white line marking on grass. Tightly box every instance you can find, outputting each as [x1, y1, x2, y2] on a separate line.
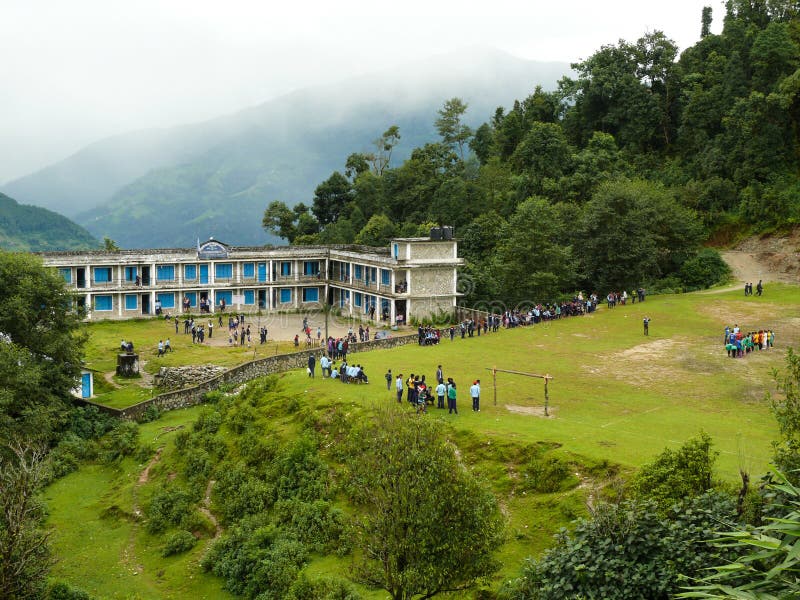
[600, 406, 663, 428]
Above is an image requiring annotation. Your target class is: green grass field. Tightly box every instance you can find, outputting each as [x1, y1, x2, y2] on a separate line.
[45, 285, 800, 598]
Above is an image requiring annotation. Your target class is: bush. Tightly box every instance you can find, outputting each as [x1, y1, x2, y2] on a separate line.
[213, 463, 272, 524]
[287, 574, 362, 600]
[500, 492, 738, 600]
[273, 499, 346, 552]
[270, 436, 329, 503]
[630, 431, 718, 507]
[47, 581, 93, 600]
[161, 530, 197, 557]
[520, 456, 575, 493]
[64, 405, 116, 440]
[146, 486, 193, 533]
[679, 248, 731, 289]
[140, 404, 161, 423]
[203, 517, 308, 599]
[193, 408, 222, 434]
[101, 421, 139, 462]
[49, 433, 94, 479]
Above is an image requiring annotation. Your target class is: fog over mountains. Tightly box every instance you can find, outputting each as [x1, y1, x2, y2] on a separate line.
[3, 48, 568, 248]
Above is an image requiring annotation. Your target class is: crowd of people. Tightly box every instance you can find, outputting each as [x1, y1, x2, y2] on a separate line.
[724, 325, 775, 358]
[605, 288, 646, 308]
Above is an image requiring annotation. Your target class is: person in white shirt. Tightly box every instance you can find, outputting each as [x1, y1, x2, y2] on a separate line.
[396, 374, 404, 403]
[470, 380, 481, 412]
[436, 381, 446, 409]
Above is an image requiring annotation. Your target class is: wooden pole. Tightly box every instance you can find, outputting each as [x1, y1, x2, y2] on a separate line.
[544, 375, 549, 417]
[491, 367, 496, 406]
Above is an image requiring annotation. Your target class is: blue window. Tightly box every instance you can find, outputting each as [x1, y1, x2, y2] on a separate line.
[215, 290, 233, 306]
[279, 288, 292, 303]
[354, 265, 362, 280]
[124, 266, 137, 282]
[257, 262, 267, 282]
[340, 262, 350, 281]
[94, 295, 112, 311]
[354, 292, 362, 308]
[124, 294, 137, 310]
[199, 264, 209, 284]
[215, 263, 232, 279]
[184, 264, 197, 280]
[367, 267, 377, 284]
[157, 293, 175, 309]
[381, 269, 391, 285]
[93, 267, 112, 283]
[59, 268, 72, 283]
[156, 265, 175, 281]
[184, 292, 197, 307]
[244, 290, 255, 305]
[280, 261, 292, 277]
[243, 263, 255, 278]
[393, 243, 399, 258]
[302, 287, 319, 302]
[303, 261, 319, 276]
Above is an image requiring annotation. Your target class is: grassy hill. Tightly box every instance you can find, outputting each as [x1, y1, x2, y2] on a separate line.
[0, 192, 97, 251]
[41, 284, 799, 598]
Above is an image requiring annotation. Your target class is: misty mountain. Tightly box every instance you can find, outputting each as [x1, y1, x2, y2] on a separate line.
[0, 192, 97, 251]
[4, 48, 568, 248]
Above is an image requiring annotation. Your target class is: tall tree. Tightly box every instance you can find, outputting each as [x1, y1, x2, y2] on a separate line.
[262, 201, 297, 242]
[312, 172, 352, 225]
[368, 126, 401, 176]
[0, 252, 86, 444]
[435, 97, 473, 159]
[346, 410, 504, 600]
[701, 5, 713, 37]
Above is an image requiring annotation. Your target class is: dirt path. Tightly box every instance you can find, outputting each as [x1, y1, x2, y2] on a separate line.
[721, 251, 797, 285]
[122, 446, 164, 574]
[198, 479, 221, 541]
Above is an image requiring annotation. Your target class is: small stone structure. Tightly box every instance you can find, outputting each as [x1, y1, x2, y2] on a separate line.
[155, 365, 227, 390]
[116, 353, 139, 377]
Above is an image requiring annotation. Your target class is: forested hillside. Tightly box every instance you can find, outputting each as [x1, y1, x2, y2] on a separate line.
[0, 192, 97, 251]
[265, 2, 800, 301]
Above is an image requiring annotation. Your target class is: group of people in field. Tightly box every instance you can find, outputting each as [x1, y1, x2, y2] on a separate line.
[605, 288, 647, 308]
[310, 353, 369, 384]
[724, 325, 775, 358]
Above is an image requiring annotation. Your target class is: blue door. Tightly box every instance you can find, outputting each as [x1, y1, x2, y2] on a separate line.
[257, 262, 267, 282]
[199, 264, 209, 284]
[81, 373, 92, 398]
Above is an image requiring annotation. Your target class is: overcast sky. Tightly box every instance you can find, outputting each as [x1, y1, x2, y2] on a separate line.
[0, 0, 724, 183]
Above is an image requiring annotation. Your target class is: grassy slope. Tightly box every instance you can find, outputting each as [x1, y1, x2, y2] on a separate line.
[45, 286, 799, 598]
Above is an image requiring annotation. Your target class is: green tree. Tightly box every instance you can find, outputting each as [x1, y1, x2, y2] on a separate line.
[367, 126, 401, 176]
[354, 214, 397, 247]
[312, 172, 352, 225]
[492, 198, 576, 304]
[346, 409, 504, 600]
[0, 442, 53, 599]
[344, 153, 370, 181]
[0, 252, 86, 444]
[435, 97, 473, 159]
[701, 5, 713, 37]
[577, 179, 703, 291]
[262, 201, 297, 242]
[102, 236, 120, 252]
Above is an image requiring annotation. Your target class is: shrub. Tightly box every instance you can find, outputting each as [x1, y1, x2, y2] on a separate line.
[101, 421, 139, 462]
[500, 492, 737, 600]
[521, 456, 575, 493]
[140, 404, 161, 423]
[49, 433, 93, 479]
[271, 436, 329, 502]
[630, 431, 718, 507]
[146, 486, 193, 533]
[203, 517, 308, 599]
[213, 463, 272, 524]
[679, 248, 731, 289]
[47, 581, 93, 600]
[287, 574, 362, 600]
[273, 499, 346, 552]
[161, 530, 197, 557]
[65, 405, 116, 440]
[193, 408, 222, 434]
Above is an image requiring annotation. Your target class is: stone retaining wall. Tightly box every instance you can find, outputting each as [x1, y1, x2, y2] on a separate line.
[74, 333, 419, 420]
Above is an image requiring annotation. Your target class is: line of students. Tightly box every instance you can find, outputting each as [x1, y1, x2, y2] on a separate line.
[390, 366, 480, 415]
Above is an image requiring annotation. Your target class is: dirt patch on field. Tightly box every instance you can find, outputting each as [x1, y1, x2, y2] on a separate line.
[694, 301, 789, 329]
[505, 404, 555, 418]
[721, 229, 800, 284]
[586, 338, 688, 387]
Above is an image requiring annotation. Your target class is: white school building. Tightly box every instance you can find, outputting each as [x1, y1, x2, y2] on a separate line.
[40, 233, 463, 324]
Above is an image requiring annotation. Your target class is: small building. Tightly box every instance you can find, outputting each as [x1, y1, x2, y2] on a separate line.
[40, 233, 463, 324]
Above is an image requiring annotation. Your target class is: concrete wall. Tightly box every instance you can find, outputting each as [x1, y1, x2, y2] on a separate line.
[73, 333, 420, 420]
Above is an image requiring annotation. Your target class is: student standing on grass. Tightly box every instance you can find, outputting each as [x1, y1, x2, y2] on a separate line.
[436, 365, 444, 385]
[157, 340, 164, 356]
[447, 379, 458, 414]
[643, 316, 650, 336]
[396, 374, 404, 403]
[385, 369, 392, 390]
[436, 380, 446, 409]
[308, 354, 316, 378]
[470, 380, 481, 412]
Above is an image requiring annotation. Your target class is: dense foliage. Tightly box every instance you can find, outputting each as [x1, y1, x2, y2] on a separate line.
[0, 251, 87, 446]
[501, 492, 739, 600]
[265, 2, 800, 301]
